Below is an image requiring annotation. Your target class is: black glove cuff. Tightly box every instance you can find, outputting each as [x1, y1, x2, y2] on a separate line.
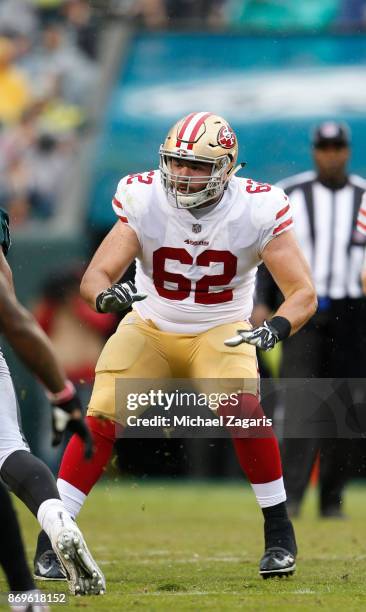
[268, 316, 291, 340]
[96, 292, 104, 313]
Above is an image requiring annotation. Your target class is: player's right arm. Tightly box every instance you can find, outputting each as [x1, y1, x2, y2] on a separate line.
[80, 220, 143, 312]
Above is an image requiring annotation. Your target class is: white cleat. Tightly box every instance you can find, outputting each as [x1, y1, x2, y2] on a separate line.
[50, 521, 106, 596]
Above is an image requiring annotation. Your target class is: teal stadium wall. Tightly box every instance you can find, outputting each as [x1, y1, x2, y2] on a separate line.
[88, 32, 366, 234]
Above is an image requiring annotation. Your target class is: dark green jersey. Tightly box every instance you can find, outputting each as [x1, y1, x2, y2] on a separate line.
[0, 208, 11, 256]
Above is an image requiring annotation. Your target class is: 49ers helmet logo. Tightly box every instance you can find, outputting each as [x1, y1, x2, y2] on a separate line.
[217, 125, 236, 149]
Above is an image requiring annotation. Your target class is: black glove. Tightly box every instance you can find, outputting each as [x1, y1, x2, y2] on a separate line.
[96, 281, 146, 314]
[224, 317, 291, 352]
[48, 381, 94, 459]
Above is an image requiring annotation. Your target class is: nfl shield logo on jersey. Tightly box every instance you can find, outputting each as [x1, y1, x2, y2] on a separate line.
[192, 224, 202, 233]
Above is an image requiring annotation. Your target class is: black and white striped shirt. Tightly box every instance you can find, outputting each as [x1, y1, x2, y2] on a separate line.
[277, 171, 366, 299]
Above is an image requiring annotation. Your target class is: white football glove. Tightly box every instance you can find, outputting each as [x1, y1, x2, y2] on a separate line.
[224, 320, 281, 351]
[96, 281, 146, 314]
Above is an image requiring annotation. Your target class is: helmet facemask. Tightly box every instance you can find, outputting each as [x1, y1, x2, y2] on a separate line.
[159, 112, 239, 210]
[159, 150, 232, 209]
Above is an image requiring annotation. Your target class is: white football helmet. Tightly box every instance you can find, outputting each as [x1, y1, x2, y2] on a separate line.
[159, 111, 239, 209]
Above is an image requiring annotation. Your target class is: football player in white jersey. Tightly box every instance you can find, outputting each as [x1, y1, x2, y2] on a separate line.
[0, 209, 105, 597]
[356, 192, 366, 293]
[35, 112, 317, 579]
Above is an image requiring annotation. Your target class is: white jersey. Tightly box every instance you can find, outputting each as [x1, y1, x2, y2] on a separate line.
[357, 191, 366, 235]
[112, 170, 293, 333]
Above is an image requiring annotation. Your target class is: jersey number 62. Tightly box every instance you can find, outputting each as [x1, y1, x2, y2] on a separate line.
[153, 247, 237, 304]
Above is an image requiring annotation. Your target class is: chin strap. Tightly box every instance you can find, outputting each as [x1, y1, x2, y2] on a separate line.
[231, 162, 247, 177]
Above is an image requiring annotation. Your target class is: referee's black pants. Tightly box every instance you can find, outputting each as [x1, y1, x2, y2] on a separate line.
[280, 298, 366, 514]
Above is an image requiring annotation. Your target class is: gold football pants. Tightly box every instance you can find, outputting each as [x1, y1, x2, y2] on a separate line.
[87, 312, 258, 425]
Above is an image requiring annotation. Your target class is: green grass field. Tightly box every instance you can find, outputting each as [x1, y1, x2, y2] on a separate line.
[3, 481, 366, 611]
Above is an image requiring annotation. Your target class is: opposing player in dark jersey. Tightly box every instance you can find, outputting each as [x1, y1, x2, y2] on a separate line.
[0, 208, 105, 598]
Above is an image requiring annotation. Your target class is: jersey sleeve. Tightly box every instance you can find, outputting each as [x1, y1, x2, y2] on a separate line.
[254, 187, 294, 255]
[0, 208, 11, 256]
[356, 192, 366, 235]
[111, 176, 141, 243]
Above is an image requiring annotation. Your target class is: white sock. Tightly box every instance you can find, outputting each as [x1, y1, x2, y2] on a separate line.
[57, 478, 86, 519]
[251, 477, 287, 508]
[37, 498, 72, 540]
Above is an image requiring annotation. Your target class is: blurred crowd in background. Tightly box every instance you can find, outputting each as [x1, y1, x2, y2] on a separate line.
[1, 0, 366, 229]
[0, 0, 99, 226]
[109, 0, 366, 30]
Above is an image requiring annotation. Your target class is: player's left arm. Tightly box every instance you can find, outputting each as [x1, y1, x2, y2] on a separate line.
[225, 231, 317, 351]
[261, 230, 317, 334]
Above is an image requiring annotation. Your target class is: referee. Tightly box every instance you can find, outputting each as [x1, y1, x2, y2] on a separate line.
[255, 121, 366, 518]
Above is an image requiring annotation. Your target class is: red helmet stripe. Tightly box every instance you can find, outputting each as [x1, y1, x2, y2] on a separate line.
[176, 112, 197, 147]
[175, 112, 213, 149]
[187, 112, 212, 150]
